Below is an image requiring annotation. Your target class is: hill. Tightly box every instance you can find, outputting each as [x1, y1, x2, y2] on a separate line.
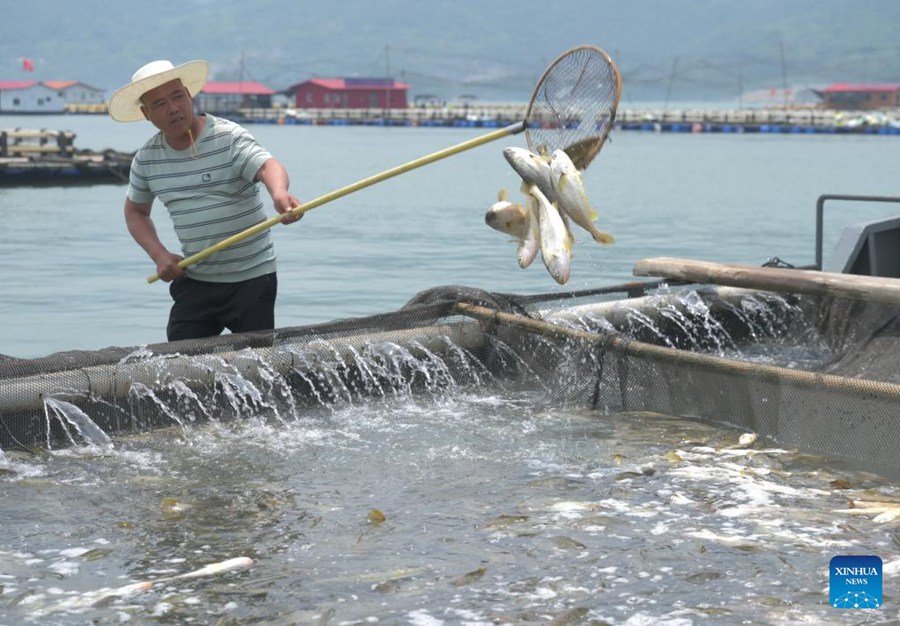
[5, 0, 900, 104]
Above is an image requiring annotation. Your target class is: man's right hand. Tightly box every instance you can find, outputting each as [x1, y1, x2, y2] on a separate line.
[155, 252, 187, 283]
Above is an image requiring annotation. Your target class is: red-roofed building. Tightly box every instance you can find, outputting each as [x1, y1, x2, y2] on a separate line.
[43, 80, 105, 106]
[288, 78, 410, 109]
[816, 83, 900, 110]
[0, 81, 64, 113]
[195, 81, 277, 114]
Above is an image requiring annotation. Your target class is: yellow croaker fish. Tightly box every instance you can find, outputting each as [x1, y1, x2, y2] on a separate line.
[40, 581, 153, 613]
[503, 146, 554, 199]
[516, 193, 541, 269]
[165, 556, 255, 580]
[484, 188, 529, 240]
[549, 148, 614, 245]
[36, 556, 254, 615]
[486, 188, 541, 269]
[530, 184, 573, 285]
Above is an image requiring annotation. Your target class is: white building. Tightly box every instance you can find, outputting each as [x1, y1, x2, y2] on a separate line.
[44, 81, 106, 107]
[0, 81, 65, 113]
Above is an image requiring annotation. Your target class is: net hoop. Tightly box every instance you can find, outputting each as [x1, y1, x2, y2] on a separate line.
[523, 45, 622, 170]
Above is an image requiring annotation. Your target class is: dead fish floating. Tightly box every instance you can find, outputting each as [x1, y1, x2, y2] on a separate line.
[36, 556, 255, 614]
[158, 556, 254, 582]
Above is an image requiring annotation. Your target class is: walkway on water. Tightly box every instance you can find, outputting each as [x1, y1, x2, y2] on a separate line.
[62, 102, 900, 135]
[226, 104, 900, 135]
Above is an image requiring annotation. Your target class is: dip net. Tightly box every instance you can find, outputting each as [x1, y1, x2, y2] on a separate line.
[1, 282, 899, 480]
[525, 45, 621, 169]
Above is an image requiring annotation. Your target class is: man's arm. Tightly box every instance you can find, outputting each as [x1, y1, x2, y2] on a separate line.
[124, 198, 185, 282]
[256, 158, 302, 224]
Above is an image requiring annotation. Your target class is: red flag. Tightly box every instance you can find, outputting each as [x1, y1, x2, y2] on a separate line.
[22, 58, 34, 72]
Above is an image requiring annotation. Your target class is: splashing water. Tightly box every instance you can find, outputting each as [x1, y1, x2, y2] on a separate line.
[43, 397, 113, 449]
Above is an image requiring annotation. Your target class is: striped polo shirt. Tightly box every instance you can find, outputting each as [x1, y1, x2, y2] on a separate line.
[127, 114, 277, 283]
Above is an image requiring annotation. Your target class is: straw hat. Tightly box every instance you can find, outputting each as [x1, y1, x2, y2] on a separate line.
[108, 59, 208, 122]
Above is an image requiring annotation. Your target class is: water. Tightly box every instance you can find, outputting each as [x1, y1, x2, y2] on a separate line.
[3, 115, 900, 358]
[4, 392, 900, 624]
[1, 115, 899, 624]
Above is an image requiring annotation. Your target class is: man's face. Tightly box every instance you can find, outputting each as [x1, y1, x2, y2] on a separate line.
[140, 79, 194, 137]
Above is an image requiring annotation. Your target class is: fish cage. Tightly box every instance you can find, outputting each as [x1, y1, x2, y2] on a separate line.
[1, 279, 900, 480]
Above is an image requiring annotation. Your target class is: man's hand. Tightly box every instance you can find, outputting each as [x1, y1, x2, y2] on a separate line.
[273, 190, 303, 225]
[258, 159, 302, 225]
[155, 252, 187, 283]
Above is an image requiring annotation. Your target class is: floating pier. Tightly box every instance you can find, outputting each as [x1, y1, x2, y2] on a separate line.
[223, 104, 900, 135]
[64, 101, 900, 134]
[0, 129, 133, 185]
[616, 108, 900, 135]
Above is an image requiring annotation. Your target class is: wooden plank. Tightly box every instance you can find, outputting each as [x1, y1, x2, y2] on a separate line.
[3, 130, 58, 139]
[4, 145, 74, 154]
[1, 130, 73, 140]
[633, 256, 900, 305]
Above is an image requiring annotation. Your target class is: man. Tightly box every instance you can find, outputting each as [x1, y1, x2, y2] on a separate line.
[109, 59, 301, 341]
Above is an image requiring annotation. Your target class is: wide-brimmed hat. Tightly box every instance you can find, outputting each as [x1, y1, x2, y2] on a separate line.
[108, 59, 208, 122]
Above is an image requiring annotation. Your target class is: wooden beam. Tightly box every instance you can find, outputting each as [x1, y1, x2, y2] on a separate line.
[4, 145, 74, 154]
[633, 257, 900, 305]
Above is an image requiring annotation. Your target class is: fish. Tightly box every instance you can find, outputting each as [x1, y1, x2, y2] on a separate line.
[164, 556, 255, 581]
[481, 514, 530, 529]
[450, 566, 487, 587]
[40, 581, 153, 613]
[873, 509, 900, 523]
[549, 148, 614, 245]
[484, 188, 529, 240]
[314, 566, 430, 585]
[530, 184, 573, 285]
[486, 188, 540, 269]
[35, 556, 254, 614]
[848, 499, 900, 509]
[503, 147, 554, 199]
[516, 193, 541, 269]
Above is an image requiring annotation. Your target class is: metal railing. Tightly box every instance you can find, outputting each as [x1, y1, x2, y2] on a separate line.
[815, 194, 900, 269]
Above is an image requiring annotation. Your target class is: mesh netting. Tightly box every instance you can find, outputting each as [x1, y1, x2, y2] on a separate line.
[524, 45, 621, 169]
[458, 294, 900, 479]
[1, 283, 899, 479]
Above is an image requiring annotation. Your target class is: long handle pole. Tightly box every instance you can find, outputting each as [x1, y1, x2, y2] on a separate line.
[147, 121, 526, 283]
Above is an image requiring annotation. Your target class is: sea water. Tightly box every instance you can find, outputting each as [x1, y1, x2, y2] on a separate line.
[2, 114, 900, 357]
[0, 115, 898, 624]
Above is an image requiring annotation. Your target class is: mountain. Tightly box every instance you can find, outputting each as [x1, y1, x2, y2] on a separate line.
[6, 0, 900, 104]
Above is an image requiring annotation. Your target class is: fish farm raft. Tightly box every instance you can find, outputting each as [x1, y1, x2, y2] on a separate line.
[0, 129, 133, 186]
[223, 104, 900, 135]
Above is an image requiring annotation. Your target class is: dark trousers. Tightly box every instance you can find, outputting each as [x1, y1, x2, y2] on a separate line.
[167, 273, 277, 341]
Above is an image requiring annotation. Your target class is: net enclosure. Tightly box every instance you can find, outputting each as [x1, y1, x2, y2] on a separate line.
[1, 281, 899, 480]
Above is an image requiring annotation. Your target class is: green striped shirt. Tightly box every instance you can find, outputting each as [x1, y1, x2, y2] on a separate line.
[127, 114, 277, 282]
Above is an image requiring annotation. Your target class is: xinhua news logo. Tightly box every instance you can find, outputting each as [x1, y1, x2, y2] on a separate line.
[830, 555, 882, 609]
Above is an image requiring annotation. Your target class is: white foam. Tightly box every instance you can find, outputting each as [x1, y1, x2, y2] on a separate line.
[407, 609, 443, 626]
